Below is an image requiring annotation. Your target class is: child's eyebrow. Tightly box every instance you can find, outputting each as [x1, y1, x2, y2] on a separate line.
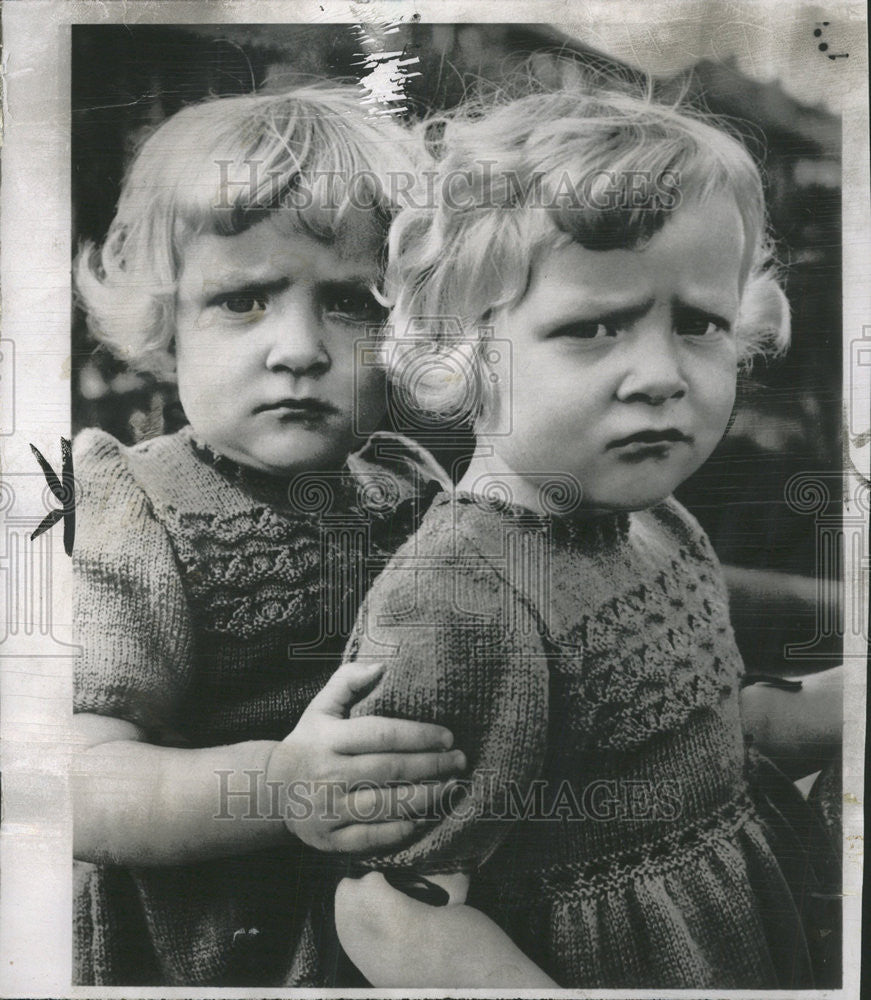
[588, 296, 657, 327]
[544, 295, 657, 328]
[540, 293, 737, 337]
[315, 276, 378, 292]
[204, 277, 291, 304]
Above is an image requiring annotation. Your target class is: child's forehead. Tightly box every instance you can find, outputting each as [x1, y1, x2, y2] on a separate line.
[268, 204, 386, 259]
[180, 209, 384, 276]
[521, 195, 746, 312]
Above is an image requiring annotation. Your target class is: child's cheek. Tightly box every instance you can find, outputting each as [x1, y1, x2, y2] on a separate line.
[705, 355, 738, 440]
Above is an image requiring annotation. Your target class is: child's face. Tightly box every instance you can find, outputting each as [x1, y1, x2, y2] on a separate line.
[174, 213, 387, 476]
[486, 194, 744, 511]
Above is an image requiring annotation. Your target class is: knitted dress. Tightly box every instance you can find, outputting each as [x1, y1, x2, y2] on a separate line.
[302, 490, 828, 988]
[73, 425, 438, 986]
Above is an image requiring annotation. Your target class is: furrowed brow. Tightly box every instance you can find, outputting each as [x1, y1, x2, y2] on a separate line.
[318, 276, 377, 291]
[545, 295, 654, 327]
[204, 277, 291, 304]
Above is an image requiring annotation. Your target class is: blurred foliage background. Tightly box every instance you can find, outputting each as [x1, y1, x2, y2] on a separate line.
[72, 23, 842, 595]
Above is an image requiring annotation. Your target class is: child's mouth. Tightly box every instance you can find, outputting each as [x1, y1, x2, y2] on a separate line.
[615, 443, 676, 462]
[608, 429, 692, 461]
[254, 398, 338, 420]
[608, 429, 692, 449]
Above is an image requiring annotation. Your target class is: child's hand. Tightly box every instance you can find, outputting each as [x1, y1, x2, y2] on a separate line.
[268, 660, 465, 853]
[335, 871, 558, 987]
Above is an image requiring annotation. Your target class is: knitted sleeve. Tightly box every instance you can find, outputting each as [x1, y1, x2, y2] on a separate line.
[347, 549, 550, 875]
[73, 429, 196, 738]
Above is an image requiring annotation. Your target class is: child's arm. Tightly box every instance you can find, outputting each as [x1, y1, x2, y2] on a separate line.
[740, 665, 843, 779]
[335, 872, 558, 988]
[73, 660, 465, 865]
[328, 539, 554, 986]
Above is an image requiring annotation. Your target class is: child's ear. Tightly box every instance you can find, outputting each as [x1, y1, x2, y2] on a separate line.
[736, 273, 791, 360]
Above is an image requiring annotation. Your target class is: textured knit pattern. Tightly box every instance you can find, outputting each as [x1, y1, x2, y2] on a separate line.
[293, 491, 815, 989]
[73, 426, 434, 986]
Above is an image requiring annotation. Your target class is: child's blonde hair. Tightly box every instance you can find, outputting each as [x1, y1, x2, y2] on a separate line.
[77, 85, 416, 378]
[385, 81, 790, 426]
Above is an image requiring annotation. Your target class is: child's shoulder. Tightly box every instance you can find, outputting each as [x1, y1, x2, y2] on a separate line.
[364, 491, 516, 610]
[72, 429, 206, 564]
[74, 425, 193, 470]
[73, 426, 248, 517]
[362, 490, 558, 634]
[73, 426, 198, 500]
[405, 490, 531, 558]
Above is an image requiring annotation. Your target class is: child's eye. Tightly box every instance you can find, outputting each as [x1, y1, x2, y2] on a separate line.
[219, 294, 268, 317]
[322, 288, 388, 325]
[551, 321, 618, 340]
[675, 310, 731, 338]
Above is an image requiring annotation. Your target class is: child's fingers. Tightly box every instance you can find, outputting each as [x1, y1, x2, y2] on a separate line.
[333, 715, 455, 754]
[342, 749, 466, 787]
[340, 780, 454, 826]
[329, 820, 421, 854]
[305, 660, 386, 718]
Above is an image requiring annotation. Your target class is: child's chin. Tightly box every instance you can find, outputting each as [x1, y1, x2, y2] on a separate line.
[590, 466, 692, 511]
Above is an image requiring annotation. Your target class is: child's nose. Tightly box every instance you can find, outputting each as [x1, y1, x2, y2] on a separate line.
[264, 299, 330, 376]
[615, 324, 688, 405]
